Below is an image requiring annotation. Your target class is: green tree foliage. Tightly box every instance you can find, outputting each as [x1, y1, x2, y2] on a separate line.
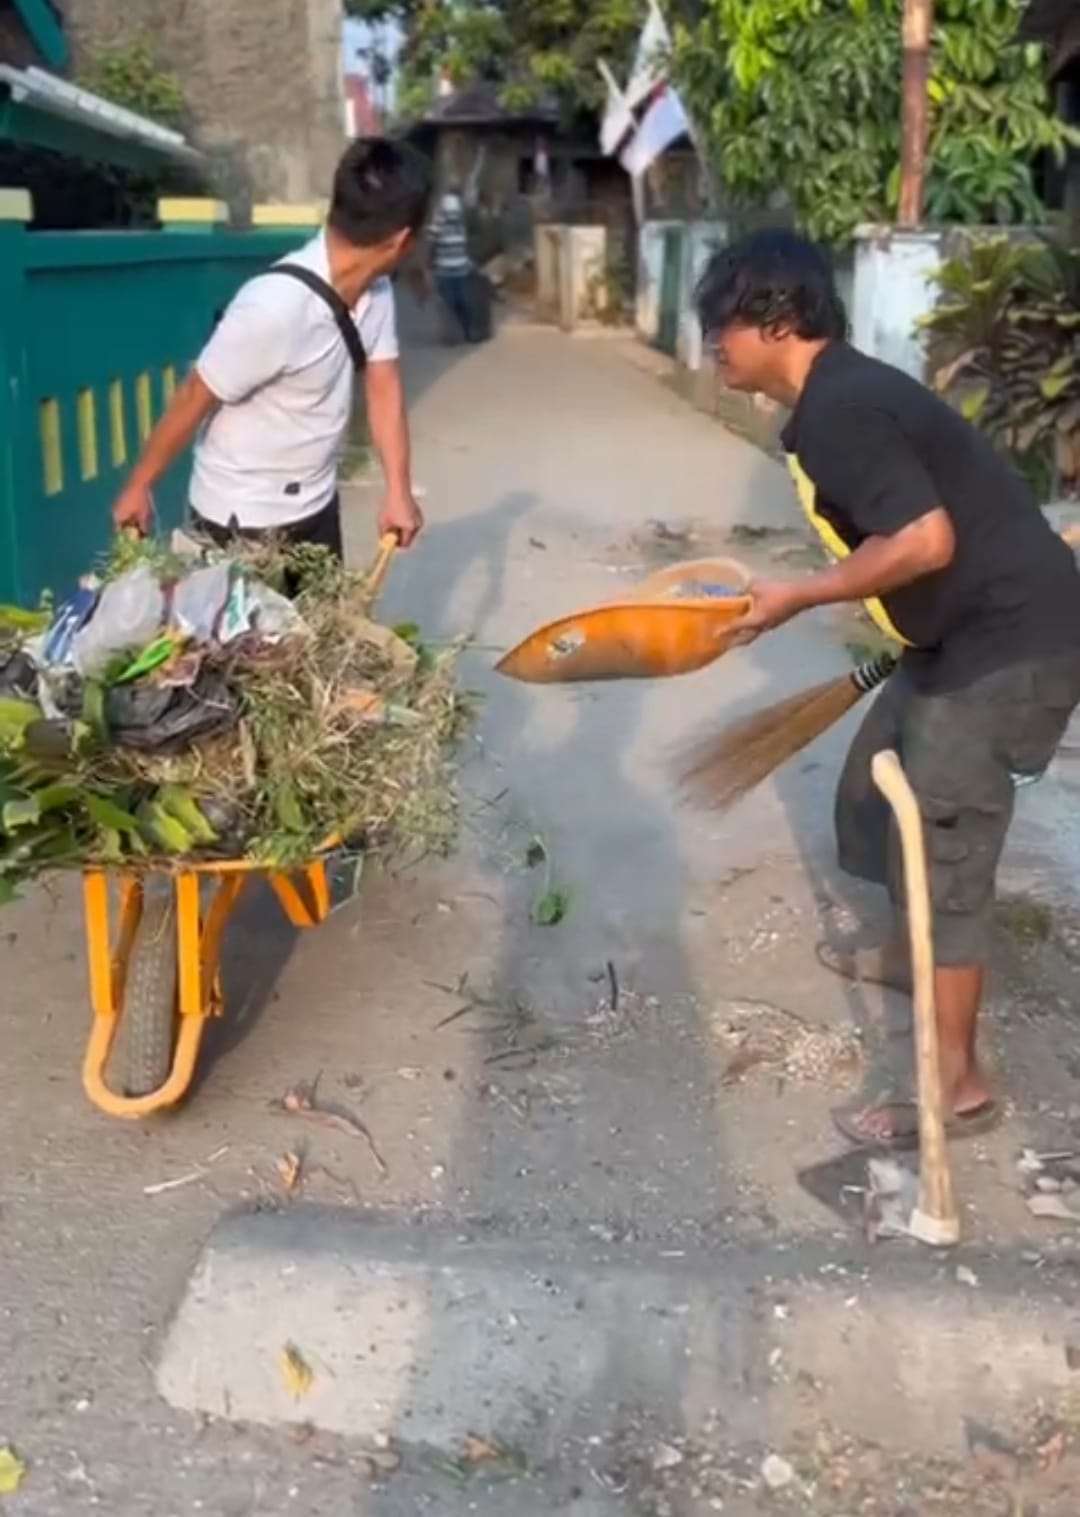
[673, 0, 1079, 243]
[345, 0, 664, 119]
[76, 40, 198, 223]
[78, 39, 187, 130]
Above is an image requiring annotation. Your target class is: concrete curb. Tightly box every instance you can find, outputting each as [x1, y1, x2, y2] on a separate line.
[157, 1210, 1080, 1458]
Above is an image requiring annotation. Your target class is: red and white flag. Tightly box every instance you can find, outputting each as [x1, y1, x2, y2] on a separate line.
[598, 60, 635, 157]
[624, 0, 672, 113]
[620, 82, 690, 177]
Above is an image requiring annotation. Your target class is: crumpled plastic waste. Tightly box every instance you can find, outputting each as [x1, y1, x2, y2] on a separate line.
[246, 581, 305, 640]
[71, 564, 165, 678]
[219, 575, 252, 643]
[43, 579, 100, 666]
[0, 648, 37, 701]
[106, 669, 237, 753]
[169, 562, 232, 644]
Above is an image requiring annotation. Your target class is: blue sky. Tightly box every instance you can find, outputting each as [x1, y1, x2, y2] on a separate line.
[341, 15, 402, 75]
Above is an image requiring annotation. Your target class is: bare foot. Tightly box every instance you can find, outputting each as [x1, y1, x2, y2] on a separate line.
[945, 1064, 994, 1119]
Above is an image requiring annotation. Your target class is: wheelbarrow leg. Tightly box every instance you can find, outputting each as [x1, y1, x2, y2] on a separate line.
[269, 860, 331, 929]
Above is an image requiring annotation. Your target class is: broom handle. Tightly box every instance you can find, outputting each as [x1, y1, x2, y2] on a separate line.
[851, 651, 898, 694]
[871, 748, 960, 1247]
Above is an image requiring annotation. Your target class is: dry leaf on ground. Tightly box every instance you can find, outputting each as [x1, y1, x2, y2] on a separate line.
[463, 1434, 501, 1464]
[280, 1343, 314, 1400]
[277, 1150, 304, 1195]
[0, 1446, 26, 1495]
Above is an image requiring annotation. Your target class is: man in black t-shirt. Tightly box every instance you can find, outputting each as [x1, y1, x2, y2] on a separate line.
[695, 229, 1080, 1152]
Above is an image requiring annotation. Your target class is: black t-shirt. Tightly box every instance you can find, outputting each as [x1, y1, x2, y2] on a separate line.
[781, 342, 1080, 692]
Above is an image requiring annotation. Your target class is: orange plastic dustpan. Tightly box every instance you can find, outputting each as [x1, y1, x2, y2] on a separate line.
[496, 556, 754, 683]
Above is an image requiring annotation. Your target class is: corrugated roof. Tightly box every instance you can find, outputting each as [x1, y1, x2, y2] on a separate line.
[417, 81, 558, 128]
[0, 64, 202, 165]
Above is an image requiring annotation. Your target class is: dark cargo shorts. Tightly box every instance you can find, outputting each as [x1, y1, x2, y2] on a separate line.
[835, 653, 1080, 964]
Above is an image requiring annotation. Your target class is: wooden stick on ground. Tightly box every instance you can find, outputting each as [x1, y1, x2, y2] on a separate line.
[871, 748, 960, 1247]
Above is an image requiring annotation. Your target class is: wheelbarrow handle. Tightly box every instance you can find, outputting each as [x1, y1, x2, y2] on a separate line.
[366, 531, 400, 602]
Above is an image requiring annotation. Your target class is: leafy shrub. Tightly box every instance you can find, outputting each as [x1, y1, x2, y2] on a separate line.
[922, 234, 1080, 494]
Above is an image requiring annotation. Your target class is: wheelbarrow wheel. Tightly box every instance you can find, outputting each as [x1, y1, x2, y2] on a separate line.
[109, 885, 179, 1099]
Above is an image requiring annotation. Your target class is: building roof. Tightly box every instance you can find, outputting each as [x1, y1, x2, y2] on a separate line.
[0, 64, 203, 170]
[1019, 0, 1080, 77]
[413, 81, 559, 130]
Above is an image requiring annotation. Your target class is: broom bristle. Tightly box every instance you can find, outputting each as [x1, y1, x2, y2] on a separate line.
[677, 673, 864, 813]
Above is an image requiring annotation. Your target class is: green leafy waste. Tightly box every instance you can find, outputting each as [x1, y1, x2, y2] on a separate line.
[0, 540, 469, 902]
[526, 834, 572, 927]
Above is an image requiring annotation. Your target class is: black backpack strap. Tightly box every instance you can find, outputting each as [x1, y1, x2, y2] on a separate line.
[264, 264, 367, 372]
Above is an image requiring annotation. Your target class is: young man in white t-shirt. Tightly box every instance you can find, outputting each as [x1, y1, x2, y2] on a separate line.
[113, 138, 430, 559]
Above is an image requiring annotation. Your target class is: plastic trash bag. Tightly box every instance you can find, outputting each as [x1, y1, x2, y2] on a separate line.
[219, 575, 253, 643]
[246, 581, 306, 641]
[72, 565, 165, 679]
[106, 668, 237, 753]
[170, 562, 232, 644]
[43, 581, 100, 666]
[0, 649, 37, 701]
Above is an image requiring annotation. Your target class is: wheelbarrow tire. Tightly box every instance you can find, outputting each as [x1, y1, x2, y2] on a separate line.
[109, 885, 179, 1099]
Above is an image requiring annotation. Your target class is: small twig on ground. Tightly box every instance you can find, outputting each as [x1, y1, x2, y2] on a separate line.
[142, 1145, 229, 1196]
[275, 1085, 389, 1178]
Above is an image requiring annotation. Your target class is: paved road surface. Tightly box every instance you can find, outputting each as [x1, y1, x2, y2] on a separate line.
[3, 305, 1080, 1515]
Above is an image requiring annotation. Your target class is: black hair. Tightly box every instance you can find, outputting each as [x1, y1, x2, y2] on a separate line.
[328, 137, 433, 246]
[695, 229, 848, 342]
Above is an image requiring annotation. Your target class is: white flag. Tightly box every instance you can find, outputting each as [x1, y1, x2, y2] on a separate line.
[624, 0, 672, 112]
[597, 60, 634, 156]
[619, 83, 690, 177]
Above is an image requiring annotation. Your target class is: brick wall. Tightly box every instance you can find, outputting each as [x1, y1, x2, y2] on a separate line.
[60, 0, 346, 206]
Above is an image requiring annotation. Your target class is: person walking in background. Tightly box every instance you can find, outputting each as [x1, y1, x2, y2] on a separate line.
[428, 185, 475, 343]
[112, 137, 430, 563]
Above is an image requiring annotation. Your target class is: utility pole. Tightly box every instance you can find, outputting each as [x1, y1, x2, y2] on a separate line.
[897, 0, 933, 228]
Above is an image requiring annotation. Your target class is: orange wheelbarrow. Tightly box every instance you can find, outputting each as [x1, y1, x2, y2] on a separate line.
[80, 850, 338, 1119]
[77, 532, 400, 1120]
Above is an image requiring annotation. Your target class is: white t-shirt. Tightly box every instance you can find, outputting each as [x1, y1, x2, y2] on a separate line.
[190, 232, 398, 529]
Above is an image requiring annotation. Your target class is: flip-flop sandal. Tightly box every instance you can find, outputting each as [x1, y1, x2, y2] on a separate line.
[831, 1098, 1002, 1153]
[815, 940, 912, 993]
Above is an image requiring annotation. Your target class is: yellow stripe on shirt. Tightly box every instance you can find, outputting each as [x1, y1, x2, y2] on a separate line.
[785, 454, 912, 648]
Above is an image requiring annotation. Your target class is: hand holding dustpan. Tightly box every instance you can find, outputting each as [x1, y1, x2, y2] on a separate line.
[496, 557, 754, 683]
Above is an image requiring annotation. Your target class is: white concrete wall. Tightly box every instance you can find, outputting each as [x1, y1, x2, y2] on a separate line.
[636, 220, 677, 344]
[852, 225, 944, 380]
[534, 224, 610, 330]
[678, 220, 728, 369]
[636, 218, 728, 359]
[566, 226, 609, 328]
[534, 225, 564, 323]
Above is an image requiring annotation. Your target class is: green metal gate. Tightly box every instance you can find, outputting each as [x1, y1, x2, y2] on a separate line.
[0, 213, 305, 603]
[656, 225, 685, 356]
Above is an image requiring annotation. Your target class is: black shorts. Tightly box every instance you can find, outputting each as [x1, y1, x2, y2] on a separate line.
[835, 653, 1080, 964]
[188, 495, 343, 598]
